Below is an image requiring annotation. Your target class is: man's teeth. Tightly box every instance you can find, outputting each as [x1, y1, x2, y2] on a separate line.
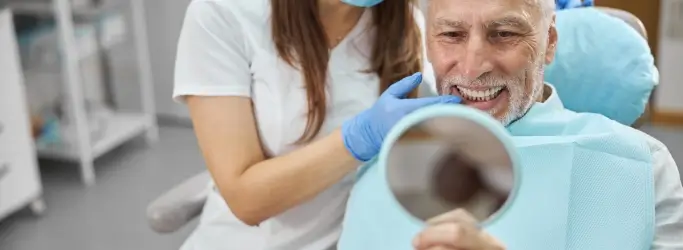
[456, 86, 504, 101]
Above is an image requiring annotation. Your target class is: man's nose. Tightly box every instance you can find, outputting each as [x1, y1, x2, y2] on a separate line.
[461, 37, 494, 80]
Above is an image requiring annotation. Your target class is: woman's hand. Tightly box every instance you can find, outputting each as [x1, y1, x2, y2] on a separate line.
[413, 209, 505, 250]
[342, 72, 461, 161]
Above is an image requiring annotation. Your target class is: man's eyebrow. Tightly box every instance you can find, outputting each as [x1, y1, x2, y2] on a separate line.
[487, 15, 532, 29]
[434, 17, 467, 28]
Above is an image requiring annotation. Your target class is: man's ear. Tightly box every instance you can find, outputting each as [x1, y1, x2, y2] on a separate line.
[545, 15, 558, 64]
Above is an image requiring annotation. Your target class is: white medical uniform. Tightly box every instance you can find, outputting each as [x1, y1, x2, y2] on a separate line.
[637, 128, 683, 249]
[173, 0, 431, 249]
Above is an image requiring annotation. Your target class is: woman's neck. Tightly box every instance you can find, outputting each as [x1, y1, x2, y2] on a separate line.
[317, 1, 365, 48]
[318, 0, 364, 23]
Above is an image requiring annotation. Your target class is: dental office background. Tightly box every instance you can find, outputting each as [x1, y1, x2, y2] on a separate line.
[0, 0, 682, 249]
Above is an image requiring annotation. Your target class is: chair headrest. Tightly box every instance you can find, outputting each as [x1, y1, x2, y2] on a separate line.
[544, 7, 658, 126]
[595, 6, 648, 39]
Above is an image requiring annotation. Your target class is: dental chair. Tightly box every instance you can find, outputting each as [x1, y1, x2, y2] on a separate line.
[145, 7, 654, 235]
[579, 7, 652, 128]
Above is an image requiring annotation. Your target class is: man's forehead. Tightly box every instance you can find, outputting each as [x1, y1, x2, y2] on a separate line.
[428, 0, 542, 24]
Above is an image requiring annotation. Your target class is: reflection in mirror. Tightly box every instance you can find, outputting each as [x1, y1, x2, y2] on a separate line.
[386, 116, 515, 222]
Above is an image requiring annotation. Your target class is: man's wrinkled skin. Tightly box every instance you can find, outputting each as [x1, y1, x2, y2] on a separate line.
[427, 0, 557, 126]
[414, 0, 558, 249]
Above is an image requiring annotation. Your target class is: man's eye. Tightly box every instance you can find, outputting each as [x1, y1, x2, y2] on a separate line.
[492, 31, 518, 39]
[441, 31, 466, 38]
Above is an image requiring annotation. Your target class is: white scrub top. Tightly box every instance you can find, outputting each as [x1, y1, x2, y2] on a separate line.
[172, 0, 431, 249]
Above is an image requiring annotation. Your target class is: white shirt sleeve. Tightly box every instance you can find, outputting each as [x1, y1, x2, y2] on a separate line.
[651, 141, 683, 249]
[173, 0, 252, 102]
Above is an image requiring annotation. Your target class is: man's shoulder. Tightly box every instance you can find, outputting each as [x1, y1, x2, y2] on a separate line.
[617, 125, 670, 164]
[629, 128, 669, 156]
[554, 109, 635, 133]
[563, 111, 664, 157]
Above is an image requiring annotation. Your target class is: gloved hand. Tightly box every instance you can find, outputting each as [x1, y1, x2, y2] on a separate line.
[556, 0, 593, 10]
[342, 72, 462, 162]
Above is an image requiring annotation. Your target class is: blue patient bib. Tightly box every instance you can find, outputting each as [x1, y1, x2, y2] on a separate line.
[338, 89, 655, 250]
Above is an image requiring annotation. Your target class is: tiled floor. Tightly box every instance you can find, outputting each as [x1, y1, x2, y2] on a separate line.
[0, 125, 682, 250]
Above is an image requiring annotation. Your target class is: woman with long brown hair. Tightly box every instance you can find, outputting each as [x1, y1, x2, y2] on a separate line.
[173, 0, 460, 248]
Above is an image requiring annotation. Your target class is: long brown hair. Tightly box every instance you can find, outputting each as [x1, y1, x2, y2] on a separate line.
[271, 0, 423, 143]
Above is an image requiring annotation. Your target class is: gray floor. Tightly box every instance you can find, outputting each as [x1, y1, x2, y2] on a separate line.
[0, 126, 202, 250]
[0, 125, 682, 250]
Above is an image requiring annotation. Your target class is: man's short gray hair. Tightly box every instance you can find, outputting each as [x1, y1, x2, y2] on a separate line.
[520, 0, 557, 20]
[539, 0, 557, 18]
[421, 0, 557, 20]
[539, 0, 557, 27]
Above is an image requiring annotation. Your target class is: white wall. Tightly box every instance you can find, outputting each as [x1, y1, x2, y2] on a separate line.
[655, 0, 683, 111]
[111, 0, 191, 119]
[144, 0, 192, 118]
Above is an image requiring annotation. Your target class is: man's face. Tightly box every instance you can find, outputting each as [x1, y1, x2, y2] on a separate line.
[427, 0, 558, 125]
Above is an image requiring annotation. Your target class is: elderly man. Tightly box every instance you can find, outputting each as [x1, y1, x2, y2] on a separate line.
[337, 0, 683, 249]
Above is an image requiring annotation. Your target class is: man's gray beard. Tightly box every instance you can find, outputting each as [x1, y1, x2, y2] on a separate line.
[438, 61, 545, 126]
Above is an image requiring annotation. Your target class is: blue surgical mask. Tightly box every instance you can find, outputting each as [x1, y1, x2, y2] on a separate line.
[341, 0, 383, 7]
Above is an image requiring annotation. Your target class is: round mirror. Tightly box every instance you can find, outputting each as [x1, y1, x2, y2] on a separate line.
[386, 116, 516, 222]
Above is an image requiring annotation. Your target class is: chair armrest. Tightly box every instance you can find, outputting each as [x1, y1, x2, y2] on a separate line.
[147, 171, 212, 234]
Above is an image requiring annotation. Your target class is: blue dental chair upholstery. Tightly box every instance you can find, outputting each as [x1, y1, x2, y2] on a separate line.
[146, 7, 654, 235]
[546, 7, 655, 127]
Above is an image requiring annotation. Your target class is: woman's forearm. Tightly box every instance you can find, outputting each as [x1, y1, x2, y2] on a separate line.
[222, 129, 359, 226]
[195, 73, 444, 226]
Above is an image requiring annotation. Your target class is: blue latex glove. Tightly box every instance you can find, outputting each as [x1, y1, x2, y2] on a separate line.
[342, 73, 462, 161]
[556, 0, 593, 10]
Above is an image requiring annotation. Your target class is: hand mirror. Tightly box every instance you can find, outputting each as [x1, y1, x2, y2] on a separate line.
[385, 106, 519, 223]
